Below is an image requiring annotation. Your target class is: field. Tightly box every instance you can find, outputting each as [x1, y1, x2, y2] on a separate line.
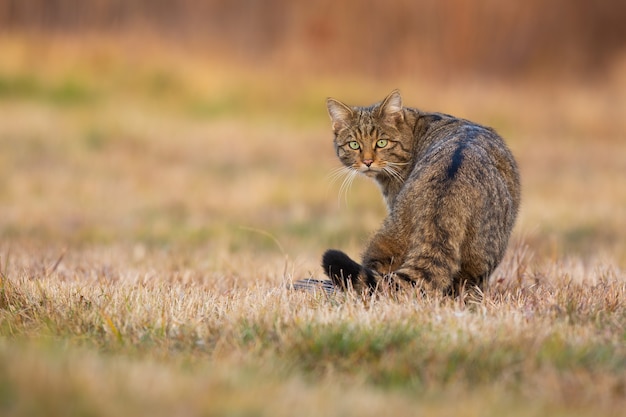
[1, 35, 625, 416]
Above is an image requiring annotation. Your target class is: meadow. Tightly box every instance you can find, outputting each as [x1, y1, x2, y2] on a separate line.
[0, 35, 625, 416]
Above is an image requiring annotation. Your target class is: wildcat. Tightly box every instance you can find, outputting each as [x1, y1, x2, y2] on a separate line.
[322, 90, 520, 296]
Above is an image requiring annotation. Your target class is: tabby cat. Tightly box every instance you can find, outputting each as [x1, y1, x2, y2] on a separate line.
[322, 90, 520, 296]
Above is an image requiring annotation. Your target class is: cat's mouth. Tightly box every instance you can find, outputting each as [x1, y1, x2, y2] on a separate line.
[358, 165, 381, 176]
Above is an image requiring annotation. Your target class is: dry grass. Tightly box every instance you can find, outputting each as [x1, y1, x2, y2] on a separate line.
[0, 36, 625, 416]
[1, 244, 625, 416]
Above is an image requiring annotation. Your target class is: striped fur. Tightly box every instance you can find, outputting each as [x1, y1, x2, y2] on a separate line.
[323, 90, 521, 296]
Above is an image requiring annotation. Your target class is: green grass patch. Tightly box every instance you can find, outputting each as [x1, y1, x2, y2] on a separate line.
[0, 73, 98, 105]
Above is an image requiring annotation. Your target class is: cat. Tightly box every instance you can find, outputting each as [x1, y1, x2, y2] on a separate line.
[322, 90, 521, 296]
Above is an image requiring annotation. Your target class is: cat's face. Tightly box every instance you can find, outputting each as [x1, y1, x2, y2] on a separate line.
[327, 90, 412, 179]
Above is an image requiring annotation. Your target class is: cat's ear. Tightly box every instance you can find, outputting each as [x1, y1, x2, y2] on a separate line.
[327, 98, 353, 132]
[378, 89, 404, 124]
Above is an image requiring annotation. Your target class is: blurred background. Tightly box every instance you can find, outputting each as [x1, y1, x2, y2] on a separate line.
[1, 0, 625, 267]
[2, 0, 626, 79]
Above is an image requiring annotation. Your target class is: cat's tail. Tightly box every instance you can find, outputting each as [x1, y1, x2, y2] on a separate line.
[322, 249, 379, 293]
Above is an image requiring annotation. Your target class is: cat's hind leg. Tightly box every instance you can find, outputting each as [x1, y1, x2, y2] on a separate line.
[389, 225, 464, 295]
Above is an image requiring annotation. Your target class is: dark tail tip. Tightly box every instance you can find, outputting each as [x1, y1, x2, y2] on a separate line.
[322, 249, 362, 289]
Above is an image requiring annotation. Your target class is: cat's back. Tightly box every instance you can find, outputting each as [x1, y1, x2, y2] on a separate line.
[407, 109, 520, 203]
[392, 109, 521, 254]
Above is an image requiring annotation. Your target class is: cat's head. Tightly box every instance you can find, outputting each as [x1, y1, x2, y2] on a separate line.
[326, 90, 412, 178]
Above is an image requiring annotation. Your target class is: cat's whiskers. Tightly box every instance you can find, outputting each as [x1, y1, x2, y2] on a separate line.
[325, 165, 359, 206]
[384, 168, 403, 184]
[326, 165, 351, 187]
[383, 163, 405, 183]
[338, 168, 358, 207]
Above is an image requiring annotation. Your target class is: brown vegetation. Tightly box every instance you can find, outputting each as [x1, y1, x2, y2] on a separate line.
[1, 0, 625, 78]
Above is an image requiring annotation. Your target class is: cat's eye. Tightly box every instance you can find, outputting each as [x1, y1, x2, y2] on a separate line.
[348, 141, 360, 150]
[376, 139, 388, 148]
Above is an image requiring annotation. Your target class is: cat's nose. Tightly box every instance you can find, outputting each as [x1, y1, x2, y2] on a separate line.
[363, 159, 374, 167]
